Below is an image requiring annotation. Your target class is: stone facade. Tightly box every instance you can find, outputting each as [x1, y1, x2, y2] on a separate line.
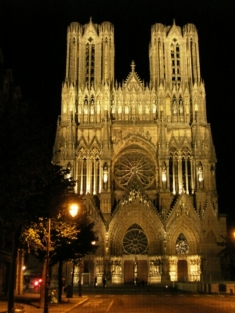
[53, 19, 227, 285]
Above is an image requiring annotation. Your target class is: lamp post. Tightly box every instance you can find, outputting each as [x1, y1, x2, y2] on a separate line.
[78, 260, 83, 297]
[43, 218, 51, 313]
[68, 203, 79, 298]
[43, 203, 79, 312]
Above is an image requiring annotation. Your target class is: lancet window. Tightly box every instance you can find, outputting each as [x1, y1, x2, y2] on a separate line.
[190, 39, 198, 82]
[171, 42, 181, 83]
[85, 38, 95, 86]
[83, 95, 89, 121]
[90, 95, 95, 115]
[169, 149, 193, 194]
[77, 155, 101, 195]
[179, 96, 183, 115]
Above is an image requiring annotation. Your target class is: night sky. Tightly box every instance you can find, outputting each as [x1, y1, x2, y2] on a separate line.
[1, 0, 234, 231]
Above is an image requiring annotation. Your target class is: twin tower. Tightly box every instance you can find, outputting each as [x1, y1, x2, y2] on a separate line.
[53, 19, 226, 284]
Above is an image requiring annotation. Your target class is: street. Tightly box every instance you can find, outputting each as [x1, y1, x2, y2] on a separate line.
[72, 292, 235, 313]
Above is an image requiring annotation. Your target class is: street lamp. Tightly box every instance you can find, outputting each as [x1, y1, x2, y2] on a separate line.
[68, 203, 79, 298]
[43, 218, 51, 313]
[43, 203, 79, 313]
[69, 203, 79, 217]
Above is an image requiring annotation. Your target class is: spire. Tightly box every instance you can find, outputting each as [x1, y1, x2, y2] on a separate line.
[131, 60, 136, 72]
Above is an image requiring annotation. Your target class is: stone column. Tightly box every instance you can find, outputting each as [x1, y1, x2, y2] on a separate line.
[166, 160, 170, 190]
[172, 158, 176, 194]
[190, 158, 195, 193]
[178, 156, 182, 194]
[93, 160, 97, 195]
[185, 158, 189, 194]
[80, 159, 84, 195]
[86, 158, 91, 194]
[99, 163, 103, 193]
[108, 162, 111, 192]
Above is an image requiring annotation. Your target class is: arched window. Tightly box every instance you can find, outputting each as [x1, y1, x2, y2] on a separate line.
[176, 233, 189, 254]
[182, 156, 191, 194]
[169, 148, 192, 195]
[85, 39, 95, 85]
[171, 42, 181, 84]
[123, 224, 148, 255]
[169, 151, 178, 194]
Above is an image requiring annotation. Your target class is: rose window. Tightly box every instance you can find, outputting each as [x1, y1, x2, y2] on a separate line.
[123, 224, 148, 255]
[114, 151, 155, 190]
[176, 233, 189, 254]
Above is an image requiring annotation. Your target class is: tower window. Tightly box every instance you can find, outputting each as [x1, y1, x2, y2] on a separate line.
[85, 42, 95, 86]
[171, 43, 181, 83]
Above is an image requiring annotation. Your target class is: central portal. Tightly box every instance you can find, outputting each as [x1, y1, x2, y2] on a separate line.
[177, 260, 188, 282]
[124, 260, 148, 284]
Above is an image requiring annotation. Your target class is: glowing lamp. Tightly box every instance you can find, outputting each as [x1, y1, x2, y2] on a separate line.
[103, 162, 108, 183]
[69, 204, 79, 217]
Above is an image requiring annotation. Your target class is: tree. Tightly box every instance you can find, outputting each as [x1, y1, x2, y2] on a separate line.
[0, 85, 76, 312]
[21, 213, 97, 303]
[51, 214, 97, 301]
[217, 234, 235, 280]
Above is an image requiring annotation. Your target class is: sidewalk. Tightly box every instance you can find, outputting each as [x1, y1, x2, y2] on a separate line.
[0, 294, 88, 313]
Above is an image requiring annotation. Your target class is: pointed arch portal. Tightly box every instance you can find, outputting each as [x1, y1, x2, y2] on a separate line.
[177, 260, 188, 282]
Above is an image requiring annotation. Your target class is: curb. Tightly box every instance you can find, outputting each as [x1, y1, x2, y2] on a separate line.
[63, 297, 89, 313]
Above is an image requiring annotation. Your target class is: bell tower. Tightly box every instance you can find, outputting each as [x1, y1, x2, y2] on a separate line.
[54, 19, 114, 220]
[65, 18, 114, 88]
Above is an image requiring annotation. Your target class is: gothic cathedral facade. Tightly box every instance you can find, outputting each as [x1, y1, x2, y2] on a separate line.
[53, 19, 227, 285]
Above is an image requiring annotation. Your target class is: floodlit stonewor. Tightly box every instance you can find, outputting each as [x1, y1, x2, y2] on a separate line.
[53, 19, 227, 285]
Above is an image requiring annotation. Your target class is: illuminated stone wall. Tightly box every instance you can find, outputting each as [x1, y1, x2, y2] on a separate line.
[53, 20, 227, 284]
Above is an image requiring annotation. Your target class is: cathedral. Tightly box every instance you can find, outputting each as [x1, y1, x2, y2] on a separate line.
[53, 19, 227, 285]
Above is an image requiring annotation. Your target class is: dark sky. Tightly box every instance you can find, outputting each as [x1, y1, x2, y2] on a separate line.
[0, 0, 234, 230]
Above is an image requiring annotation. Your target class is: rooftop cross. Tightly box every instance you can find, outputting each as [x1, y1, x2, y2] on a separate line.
[131, 60, 136, 72]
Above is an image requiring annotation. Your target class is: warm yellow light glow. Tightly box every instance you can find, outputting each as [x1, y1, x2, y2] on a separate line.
[91, 241, 96, 245]
[103, 163, 108, 183]
[69, 204, 79, 217]
[233, 231, 235, 239]
[103, 172, 108, 183]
